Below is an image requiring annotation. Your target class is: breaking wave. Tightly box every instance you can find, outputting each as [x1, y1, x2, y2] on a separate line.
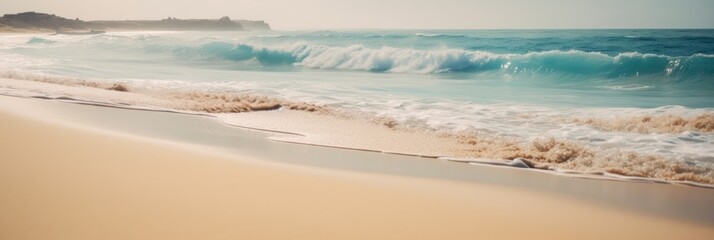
[150, 41, 714, 80]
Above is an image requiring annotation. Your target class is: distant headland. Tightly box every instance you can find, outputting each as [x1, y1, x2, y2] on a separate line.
[0, 12, 271, 33]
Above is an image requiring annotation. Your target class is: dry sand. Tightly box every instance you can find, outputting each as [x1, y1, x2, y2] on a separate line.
[1, 97, 713, 239]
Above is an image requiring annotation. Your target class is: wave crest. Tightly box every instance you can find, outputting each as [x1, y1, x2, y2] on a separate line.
[152, 41, 714, 79]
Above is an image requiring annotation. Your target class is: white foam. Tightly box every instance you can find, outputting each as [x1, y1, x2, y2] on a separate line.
[104, 77, 714, 166]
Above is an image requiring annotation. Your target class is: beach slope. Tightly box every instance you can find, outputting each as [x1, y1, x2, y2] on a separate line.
[0, 97, 713, 240]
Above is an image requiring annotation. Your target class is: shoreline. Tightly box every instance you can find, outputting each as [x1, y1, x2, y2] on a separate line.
[1, 76, 713, 187]
[2, 94, 714, 239]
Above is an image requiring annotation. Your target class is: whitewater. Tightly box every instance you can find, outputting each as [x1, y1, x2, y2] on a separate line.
[1, 29, 713, 184]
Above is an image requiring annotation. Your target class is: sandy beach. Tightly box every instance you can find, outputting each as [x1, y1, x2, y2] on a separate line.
[1, 95, 714, 239]
[3, 3, 714, 238]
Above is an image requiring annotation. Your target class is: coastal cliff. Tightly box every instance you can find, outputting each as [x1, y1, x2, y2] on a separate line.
[0, 12, 270, 33]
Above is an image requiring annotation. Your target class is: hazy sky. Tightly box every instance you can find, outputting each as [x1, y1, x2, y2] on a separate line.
[2, 0, 713, 29]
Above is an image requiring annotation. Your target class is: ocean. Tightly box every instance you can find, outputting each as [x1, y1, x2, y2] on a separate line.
[1, 29, 713, 175]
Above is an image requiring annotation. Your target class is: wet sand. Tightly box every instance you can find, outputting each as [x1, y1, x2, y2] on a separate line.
[2, 77, 713, 185]
[1, 95, 714, 239]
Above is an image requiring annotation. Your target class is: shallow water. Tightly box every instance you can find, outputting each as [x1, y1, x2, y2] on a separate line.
[1, 29, 713, 167]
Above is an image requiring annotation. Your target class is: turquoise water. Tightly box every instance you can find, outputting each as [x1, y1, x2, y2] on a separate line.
[1, 29, 713, 163]
[6, 29, 714, 108]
